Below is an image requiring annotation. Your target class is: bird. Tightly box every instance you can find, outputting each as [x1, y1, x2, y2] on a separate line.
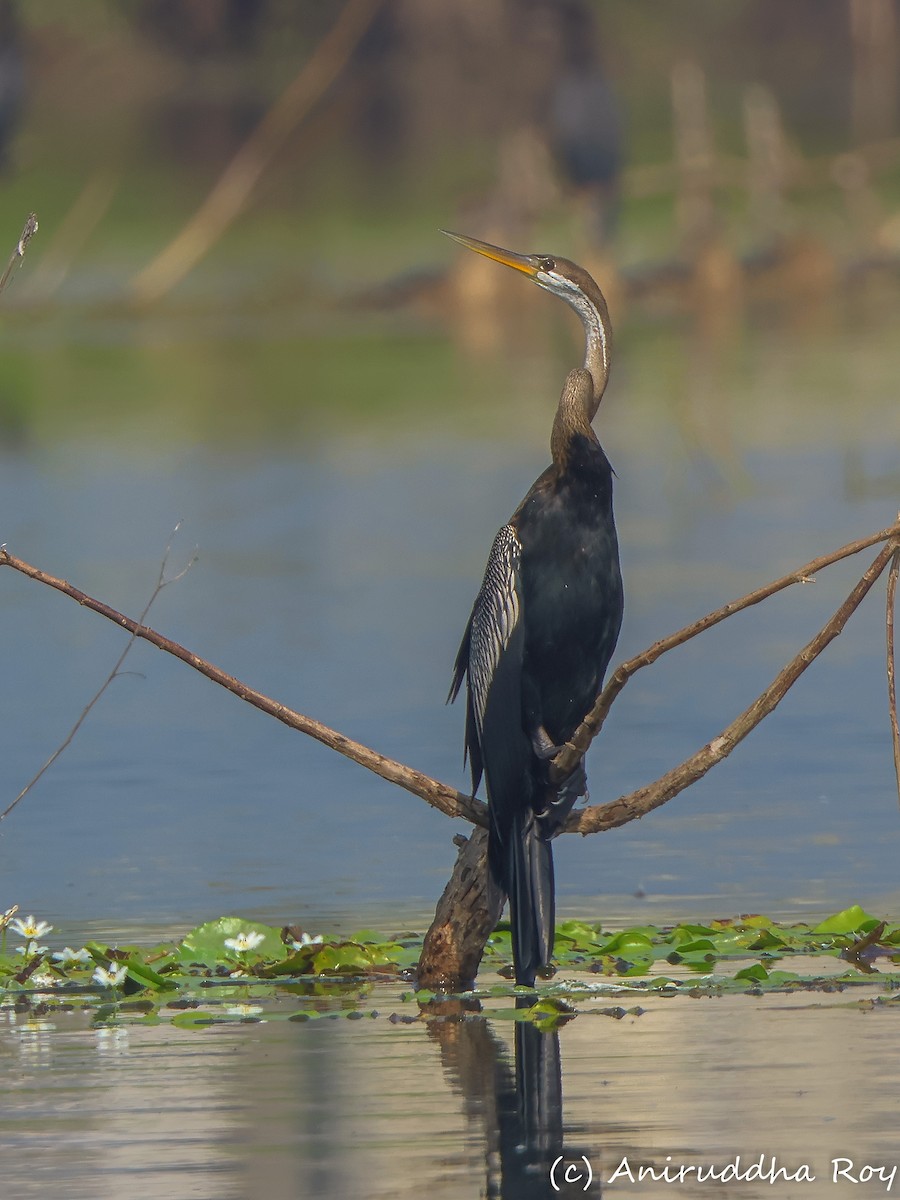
[445, 231, 623, 987]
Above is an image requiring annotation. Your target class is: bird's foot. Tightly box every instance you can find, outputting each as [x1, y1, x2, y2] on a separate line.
[535, 757, 588, 834]
[555, 758, 588, 805]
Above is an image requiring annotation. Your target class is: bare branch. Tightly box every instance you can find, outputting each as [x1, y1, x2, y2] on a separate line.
[0, 546, 485, 827]
[2, 522, 898, 837]
[551, 519, 900, 780]
[887, 543, 900, 806]
[0, 213, 38, 297]
[567, 541, 898, 834]
[0, 526, 195, 823]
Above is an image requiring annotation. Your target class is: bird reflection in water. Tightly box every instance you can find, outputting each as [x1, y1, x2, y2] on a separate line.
[423, 998, 600, 1198]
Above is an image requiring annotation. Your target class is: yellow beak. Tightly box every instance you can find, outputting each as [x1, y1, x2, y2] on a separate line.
[440, 230, 538, 277]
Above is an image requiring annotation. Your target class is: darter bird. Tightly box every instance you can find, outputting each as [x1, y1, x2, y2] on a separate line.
[446, 232, 623, 987]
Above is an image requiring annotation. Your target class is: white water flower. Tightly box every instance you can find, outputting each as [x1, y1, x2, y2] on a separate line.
[92, 964, 127, 988]
[28, 972, 57, 992]
[224, 930, 265, 954]
[10, 915, 53, 941]
[15, 944, 49, 957]
[290, 932, 324, 950]
[52, 947, 93, 966]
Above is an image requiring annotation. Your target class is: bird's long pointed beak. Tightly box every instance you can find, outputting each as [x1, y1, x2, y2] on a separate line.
[440, 230, 538, 277]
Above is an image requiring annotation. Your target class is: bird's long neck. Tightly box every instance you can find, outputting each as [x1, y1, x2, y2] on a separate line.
[550, 368, 597, 470]
[567, 288, 611, 420]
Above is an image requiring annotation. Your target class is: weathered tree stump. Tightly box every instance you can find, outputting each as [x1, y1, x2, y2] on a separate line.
[416, 828, 504, 991]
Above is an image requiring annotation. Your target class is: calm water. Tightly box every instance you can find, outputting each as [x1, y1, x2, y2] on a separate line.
[2, 279, 900, 1198]
[3, 967, 899, 1199]
[1, 292, 899, 934]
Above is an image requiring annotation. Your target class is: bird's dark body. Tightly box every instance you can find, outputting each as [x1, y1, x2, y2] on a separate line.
[450, 378, 622, 987]
[515, 434, 622, 770]
[443, 232, 622, 988]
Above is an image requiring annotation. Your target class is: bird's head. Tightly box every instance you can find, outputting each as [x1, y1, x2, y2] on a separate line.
[441, 229, 612, 413]
[441, 230, 601, 304]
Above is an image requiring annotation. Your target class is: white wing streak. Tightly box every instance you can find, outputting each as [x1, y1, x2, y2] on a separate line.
[467, 524, 522, 734]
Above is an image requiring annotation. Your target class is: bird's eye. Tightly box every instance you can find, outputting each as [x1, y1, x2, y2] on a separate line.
[538, 257, 555, 273]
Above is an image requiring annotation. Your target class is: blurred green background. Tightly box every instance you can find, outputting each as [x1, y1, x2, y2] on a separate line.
[2, 0, 900, 937]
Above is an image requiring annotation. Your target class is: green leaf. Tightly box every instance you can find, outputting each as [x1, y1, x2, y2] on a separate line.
[178, 918, 285, 967]
[614, 957, 655, 977]
[171, 1010, 218, 1029]
[672, 938, 717, 954]
[555, 920, 603, 949]
[670, 923, 716, 943]
[814, 906, 878, 935]
[747, 929, 787, 950]
[120, 956, 178, 992]
[520, 997, 576, 1030]
[596, 930, 655, 956]
[734, 963, 769, 982]
[257, 948, 319, 978]
[362, 942, 406, 967]
[311, 944, 374, 974]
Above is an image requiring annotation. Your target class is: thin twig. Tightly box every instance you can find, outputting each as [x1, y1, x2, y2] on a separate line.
[551, 519, 900, 780]
[129, 0, 382, 304]
[0, 525, 196, 823]
[567, 541, 898, 833]
[21, 174, 117, 303]
[0, 213, 38, 297]
[887, 544, 900, 806]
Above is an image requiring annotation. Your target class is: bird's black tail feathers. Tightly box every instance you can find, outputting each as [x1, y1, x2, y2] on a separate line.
[491, 810, 555, 987]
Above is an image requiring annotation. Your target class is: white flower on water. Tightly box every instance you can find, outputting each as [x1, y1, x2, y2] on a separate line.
[10, 915, 53, 941]
[15, 944, 49, 957]
[290, 932, 324, 950]
[92, 964, 127, 988]
[224, 930, 265, 954]
[52, 947, 93, 966]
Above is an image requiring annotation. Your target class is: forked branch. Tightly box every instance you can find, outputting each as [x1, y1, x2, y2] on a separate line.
[2, 521, 898, 833]
[567, 540, 898, 833]
[552, 518, 900, 780]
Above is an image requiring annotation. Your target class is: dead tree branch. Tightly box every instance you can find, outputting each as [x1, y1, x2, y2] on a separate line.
[0, 545, 483, 827]
[2, 521, 898, 836]
[887, 545, 900, 805]
[0, 213, 38, 297]
[567, 541, 898, 834]
[0, 526, 195, 823]
[551, 518, 900, 780]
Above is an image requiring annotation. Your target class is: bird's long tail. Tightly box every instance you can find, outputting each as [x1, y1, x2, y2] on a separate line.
[492, 811, 555, 987]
